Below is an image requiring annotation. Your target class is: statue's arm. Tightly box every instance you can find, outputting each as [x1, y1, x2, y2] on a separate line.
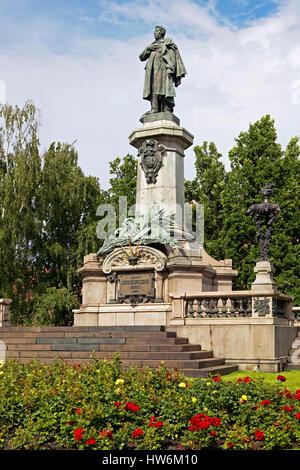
[139, 48, 151, 61]
[139, 43, 160, 61]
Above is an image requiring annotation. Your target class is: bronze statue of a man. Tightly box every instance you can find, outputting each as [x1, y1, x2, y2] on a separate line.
[139, 25, 187, 114]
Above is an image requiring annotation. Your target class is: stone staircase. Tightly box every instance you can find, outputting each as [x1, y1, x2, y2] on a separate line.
[288, 330, 300, 370]
[0, 325, 237, 378]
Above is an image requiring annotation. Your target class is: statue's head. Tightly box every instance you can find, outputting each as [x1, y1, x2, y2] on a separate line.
[154, 25, 166, 39]
[261, 182, 275, 199]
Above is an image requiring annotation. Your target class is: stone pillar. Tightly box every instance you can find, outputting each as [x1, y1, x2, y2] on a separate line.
[129, 114, 194, 222]
[251, 260, 278, 293]
[0, 299, 12, 327]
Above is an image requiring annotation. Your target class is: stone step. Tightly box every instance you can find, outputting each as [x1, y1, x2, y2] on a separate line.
[5, 351, 225, 369]
[5, 350, 210, 361]
[0, 330, 176, 339]
[125, 337, 188, 345]
[287, 364, 300, 371]
[182, 364, 238, 378]
[0, 326, 167, 333]
[0, 325, 238, 376]
[4, 342, 201, 353]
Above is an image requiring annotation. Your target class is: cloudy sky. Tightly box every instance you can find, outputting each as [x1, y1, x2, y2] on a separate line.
[0, 0, 299, 188]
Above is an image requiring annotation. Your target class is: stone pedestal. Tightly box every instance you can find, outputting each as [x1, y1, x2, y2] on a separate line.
[251, 260, 278, 293]
[0, 299, 12, 327]
[129, 115, 194, 222]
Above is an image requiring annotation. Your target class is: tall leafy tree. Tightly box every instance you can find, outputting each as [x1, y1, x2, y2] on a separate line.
[0, 101, 42, 322]
[220, 115, 284, 288]
[185, 141, 226, 259]
[0, 102, 103, 325]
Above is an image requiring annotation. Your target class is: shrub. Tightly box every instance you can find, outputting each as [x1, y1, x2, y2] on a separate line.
[0, 359, 299, 450]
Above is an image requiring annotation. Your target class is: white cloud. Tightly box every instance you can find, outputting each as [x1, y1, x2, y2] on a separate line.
[0, 0, 299, 188]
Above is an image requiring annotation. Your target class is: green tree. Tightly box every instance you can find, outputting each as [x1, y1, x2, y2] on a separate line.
[270, 137, 300, 303]
[104, 154, 137, 210]
[185, 141, 226, 259]
[220, 115, 299, 296]
[0, 101, 103, 325]
[186, 115, 299, 302]
[0, 101, 42, 323]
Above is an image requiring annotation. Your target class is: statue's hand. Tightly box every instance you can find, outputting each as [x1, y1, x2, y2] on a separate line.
[147, 43, 160, 52]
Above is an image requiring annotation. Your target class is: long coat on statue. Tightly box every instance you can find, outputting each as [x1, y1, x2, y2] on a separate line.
[139, 38, 187, 102]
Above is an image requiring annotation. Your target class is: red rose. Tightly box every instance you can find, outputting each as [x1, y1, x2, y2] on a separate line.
[86, 439, 96, 445]
[254, 430, 264, 441]
[124, 402, 140, 413]
[150, 416, 164, 428]
[237, 376, 253, 383]
[213, 376, 222, 382]
[296, 412, 300, 420]
[283, 389, 292, 398]
[132, 428, 143, 438]
[277, 375, 286, 382]
[211, 417, 221, 427]
[189, 425, 197, 431]
[75, 408, 83, 415]
[281, 406, 293, 412]
[227, 442, 234, 448]
[114, 402, 122, 407]
[295, 390, 300, 400]
[210, 431, 217, 437]
[73, 428, 84, 441]
[261, 399, 272, 406]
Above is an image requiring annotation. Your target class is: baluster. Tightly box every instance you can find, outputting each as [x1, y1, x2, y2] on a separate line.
[229, 298, 236, 317]
[203, 299, 210, 317]
[187, 299, 195, 317]
[196, 299, 202, 317]
[246, 298, 252, 317]
[221, 297, 228, 317]
[212, 298, 219, 316]
[238, 298, 244, 317]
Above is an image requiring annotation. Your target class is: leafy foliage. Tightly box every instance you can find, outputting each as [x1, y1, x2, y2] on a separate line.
[0, 360, 299, 450]
[185, 115, 300, 300]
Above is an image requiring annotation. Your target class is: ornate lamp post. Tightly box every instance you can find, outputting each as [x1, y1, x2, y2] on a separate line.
[247, 183, 281, 261]
[247, 183, 281, 293]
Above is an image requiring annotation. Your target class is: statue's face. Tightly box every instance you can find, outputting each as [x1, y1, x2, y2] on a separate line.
[154, 27, 164, 40]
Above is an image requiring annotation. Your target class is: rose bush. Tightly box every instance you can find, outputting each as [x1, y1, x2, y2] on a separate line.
[0, 359, 299, 450]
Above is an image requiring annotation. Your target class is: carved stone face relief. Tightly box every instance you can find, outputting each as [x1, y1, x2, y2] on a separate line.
[138, 138, 165, 184]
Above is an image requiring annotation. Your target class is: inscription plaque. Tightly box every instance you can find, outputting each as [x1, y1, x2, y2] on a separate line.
[118, 271, 155, 303]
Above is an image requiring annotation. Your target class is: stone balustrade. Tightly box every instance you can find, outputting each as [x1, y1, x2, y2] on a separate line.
[170, 291, 293, 321]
